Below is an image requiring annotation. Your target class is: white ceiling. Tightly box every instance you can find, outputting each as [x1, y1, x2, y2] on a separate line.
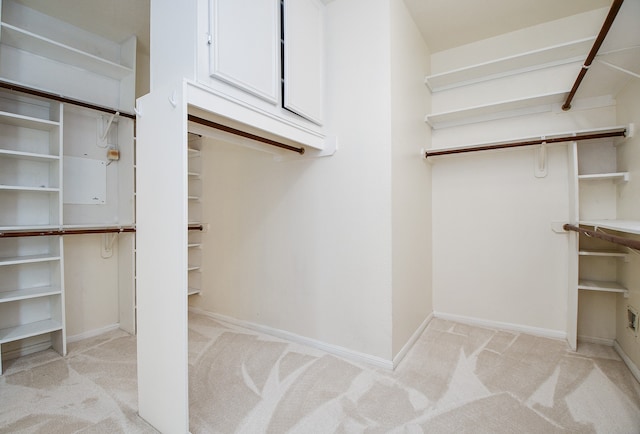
[14, 0, 617, 58]
[403, 0, 612, 52]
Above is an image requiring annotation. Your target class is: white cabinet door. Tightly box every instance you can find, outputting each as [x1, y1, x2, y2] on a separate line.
[209, 0, 280, 104]
[283, 0, 324, 125]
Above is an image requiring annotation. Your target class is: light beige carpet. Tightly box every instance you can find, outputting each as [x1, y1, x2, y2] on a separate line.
[1, 313, 640, 433]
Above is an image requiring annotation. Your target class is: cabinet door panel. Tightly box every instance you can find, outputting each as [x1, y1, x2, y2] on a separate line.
[283, 0, 324, 125]
[210, 0, 279, 104]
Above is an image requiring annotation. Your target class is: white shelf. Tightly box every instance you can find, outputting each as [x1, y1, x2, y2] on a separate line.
[188, 172, 201, 178]
[0, 149, 60, 161]
[0, 185, 59, 192]
[0, 224, 60, 231]
[579, 250, 628, 258]
[578, 279, 628, 296]
[0, 319, 62, 344]
[425, 37, 594, 92]
[188, 288, 201, 296]
[427, 125, 628, 157]
[187, 265, 200, 272]
[0, 110, 59, 130]
[0, 286, 62, 303]
[0, 253, 60, 266]
[578, 172, 629, 182]
[0, 23, 133, 80]
[425, 92, 566, 130]
[579, 220, 640, 235]
[188, 243, 201, 248]
[188, 149, 201, 157]
[188, 196, 200, 201]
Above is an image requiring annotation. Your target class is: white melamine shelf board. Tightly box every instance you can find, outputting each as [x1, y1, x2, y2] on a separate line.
[425, 92, 566, 129]
[0, 224, 59, 231]
[427, 125, 628, 156]
[579, 249, 628, 258]
[580, 220, 640, 235]
[187, 243, 201, 248]
[188, 196, 200, 201]
[0, 253, 60, 266]
[0, 110, 59, 130]
[188, 172, 201, 178]
[578, 172, 629, 182]
[61, 224, 135, 230]
[0, 23, 133, 79]
[187, 221, 201, 226]
[0, 319, 62, 344]
[188, 149, 201, 157]
[578, 279, 628, 294]
[187, 265, 200, 271]
[188, 288, 201, 296]
[0, 286, 61, 303]
[0, 185, 59, 192]
[425, 37, 595, 92]
[0, 149, 59, 161]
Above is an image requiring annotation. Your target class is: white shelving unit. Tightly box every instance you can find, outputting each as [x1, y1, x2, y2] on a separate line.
[187, 134, 202, 297]
[0, 0, 136, 113]
[0, 0, 137, 372]
[567, 133, 636, 349]
[0, 90, 65, 373]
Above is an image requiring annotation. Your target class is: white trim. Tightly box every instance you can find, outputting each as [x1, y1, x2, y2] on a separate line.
[2, 340, 51, 361]
[189, 308, 394, 370]
[392, 313, 433, 369]
[577, 335, 615, 347]
[614, 340, 640, 384]
[66, 323, 121, 343]
[433, 311, 567, 341]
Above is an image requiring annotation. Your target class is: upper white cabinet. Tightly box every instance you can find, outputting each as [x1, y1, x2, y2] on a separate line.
[209, 0, 280, 104]
[283, 0, 324, 125]
[190, 0, 327, 149]
[0, 0, 137, 113]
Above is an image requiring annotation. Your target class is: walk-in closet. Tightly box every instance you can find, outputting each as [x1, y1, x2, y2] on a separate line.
[1, 0, 640, 433]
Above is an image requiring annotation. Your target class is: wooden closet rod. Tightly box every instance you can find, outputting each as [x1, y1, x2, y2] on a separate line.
[562, 0, 624, 111]
[187, 114, 306, 155]
[564, 224, 640, 250]
[188, 224, 204, 231]
[0, 227, 136, 238]
[0, 80, 135, 120]
[425, 129, 626, 158]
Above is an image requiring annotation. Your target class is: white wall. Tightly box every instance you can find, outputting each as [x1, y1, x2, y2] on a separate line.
[190, 0, 395, 360]
[615, 78, 640, 368]
[64, 236, 120, 337]
[390, 0, 432, 356]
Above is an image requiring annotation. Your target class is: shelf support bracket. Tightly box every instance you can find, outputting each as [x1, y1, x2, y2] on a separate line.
[534, 139, 548, 178]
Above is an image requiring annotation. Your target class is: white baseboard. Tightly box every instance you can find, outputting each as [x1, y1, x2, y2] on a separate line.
[433, 311, 567, 341]
[578, 335, 615, 346]
[67, 323, 121, 344]
[189, 307, 394, 370]
[613, 340, 640, 384]
[2, 340, 52, 361]
[392, 313, 433, 369]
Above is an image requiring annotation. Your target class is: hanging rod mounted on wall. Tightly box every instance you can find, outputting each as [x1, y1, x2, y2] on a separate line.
[187, 114, 305, 155]
[0, 227, 136, 238]
[0, 80, 135, 120]
[564, 224, 640, 250]
[188, 224, 204, 232]
[425, 128, 626, 158]
[562, 0, 624, 111]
